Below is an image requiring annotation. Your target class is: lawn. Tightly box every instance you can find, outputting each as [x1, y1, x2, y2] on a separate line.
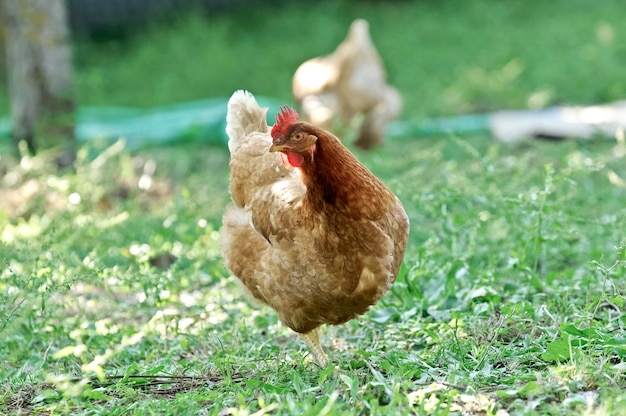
[1, 0, 626, 414]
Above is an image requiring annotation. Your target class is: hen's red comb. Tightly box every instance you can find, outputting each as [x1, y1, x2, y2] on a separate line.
[271, 106, 299, 141]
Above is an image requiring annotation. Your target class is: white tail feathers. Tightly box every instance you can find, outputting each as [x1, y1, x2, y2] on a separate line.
[226, 90, 269, 153]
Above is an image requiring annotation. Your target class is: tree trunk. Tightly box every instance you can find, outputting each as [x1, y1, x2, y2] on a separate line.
[3, 0, 75, 166]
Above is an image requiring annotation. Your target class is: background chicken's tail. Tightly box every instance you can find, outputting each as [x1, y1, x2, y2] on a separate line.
[226, 90, 269, 153]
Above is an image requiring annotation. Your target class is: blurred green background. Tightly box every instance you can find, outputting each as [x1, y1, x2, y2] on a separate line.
[1, 0, 625, 128]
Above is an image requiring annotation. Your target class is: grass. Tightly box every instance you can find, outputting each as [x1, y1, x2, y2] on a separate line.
[23, 0, 624, 116]
[1, 0, 626, 414]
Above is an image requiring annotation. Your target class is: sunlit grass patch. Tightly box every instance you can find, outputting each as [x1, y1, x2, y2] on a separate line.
[2, 130, 626, 415]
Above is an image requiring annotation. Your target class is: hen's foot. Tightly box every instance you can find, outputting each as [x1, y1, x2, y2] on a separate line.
[298, 329, 329, 367]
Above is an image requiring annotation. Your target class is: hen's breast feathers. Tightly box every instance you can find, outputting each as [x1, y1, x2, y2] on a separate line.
[240, 184, 406, 333]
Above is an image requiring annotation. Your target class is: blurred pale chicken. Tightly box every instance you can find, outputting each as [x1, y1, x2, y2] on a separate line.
[292, 19, 402, 149]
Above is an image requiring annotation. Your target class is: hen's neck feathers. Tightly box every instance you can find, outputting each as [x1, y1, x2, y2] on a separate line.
[295, 124, 396, 220]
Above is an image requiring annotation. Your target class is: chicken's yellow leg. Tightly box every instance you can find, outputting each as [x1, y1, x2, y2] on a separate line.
[298, 328, 328, 367]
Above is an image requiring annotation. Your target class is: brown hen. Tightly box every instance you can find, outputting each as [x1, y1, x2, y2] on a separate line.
[220, 90, 409, 366]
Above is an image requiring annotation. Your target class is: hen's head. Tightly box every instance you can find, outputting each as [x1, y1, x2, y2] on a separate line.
[270, 106, 318, 169]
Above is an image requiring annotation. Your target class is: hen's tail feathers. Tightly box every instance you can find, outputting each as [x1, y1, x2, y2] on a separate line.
[226, 90, 269, 153]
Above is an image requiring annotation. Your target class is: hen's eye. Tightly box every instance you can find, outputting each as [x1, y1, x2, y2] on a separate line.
[293, 132, 304, 141]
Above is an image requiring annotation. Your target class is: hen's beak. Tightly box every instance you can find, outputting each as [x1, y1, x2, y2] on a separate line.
[269, 142, 288, 153]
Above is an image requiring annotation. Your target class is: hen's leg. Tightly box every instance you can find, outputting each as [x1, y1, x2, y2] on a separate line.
[299, 329, 328, 367]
